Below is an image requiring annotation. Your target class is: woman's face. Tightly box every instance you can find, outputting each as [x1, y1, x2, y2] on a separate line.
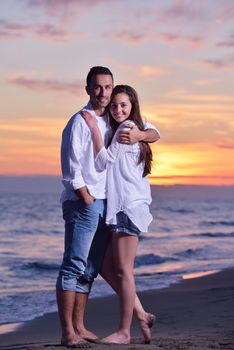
[109, 93, 132, 123]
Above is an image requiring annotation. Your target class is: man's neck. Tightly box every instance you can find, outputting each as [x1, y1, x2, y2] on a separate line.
[90, 102, 106, 117]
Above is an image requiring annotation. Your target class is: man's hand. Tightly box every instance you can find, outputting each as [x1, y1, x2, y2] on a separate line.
[119, 123, 160, 144]
[82, 193, 96, 205]
[118, 124, 145, 145]
[74, 186, 96, 205]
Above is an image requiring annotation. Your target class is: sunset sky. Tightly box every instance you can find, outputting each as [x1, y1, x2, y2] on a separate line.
[1, 0, 234, 185]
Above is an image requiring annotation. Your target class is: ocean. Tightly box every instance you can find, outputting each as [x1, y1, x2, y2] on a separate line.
[0, 184, 234, 333]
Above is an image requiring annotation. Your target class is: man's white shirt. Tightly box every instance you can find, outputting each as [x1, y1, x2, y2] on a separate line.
[60, 102, 110, 202]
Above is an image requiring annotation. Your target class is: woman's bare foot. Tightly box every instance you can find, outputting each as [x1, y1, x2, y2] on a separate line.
[74, 326, 98, 341]
[138, 313, 156, 344]
[101, 331, 130, 345]
[61, 333, 90, 348]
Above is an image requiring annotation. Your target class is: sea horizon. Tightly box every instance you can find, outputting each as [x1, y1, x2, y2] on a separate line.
[0, 175, 234, 196]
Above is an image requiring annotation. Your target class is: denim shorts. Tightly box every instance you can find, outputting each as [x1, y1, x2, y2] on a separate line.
[109, 211, 141, 236]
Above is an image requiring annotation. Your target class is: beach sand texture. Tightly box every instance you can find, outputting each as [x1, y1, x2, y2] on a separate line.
[0, 268, 233, 350]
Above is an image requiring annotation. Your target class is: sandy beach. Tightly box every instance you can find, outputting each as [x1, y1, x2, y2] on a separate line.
[0, 268, 233, 350]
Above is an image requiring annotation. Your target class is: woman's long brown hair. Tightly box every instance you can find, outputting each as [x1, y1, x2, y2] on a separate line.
[109, 85, 153, 177]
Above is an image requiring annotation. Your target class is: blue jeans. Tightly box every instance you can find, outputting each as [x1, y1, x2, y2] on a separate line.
[56, 199, 109, 293]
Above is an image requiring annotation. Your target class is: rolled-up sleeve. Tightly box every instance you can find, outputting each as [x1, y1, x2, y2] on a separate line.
[95, 140, 120, 171]
[144, 120, 160, 141]
[61, 118, 87, 190]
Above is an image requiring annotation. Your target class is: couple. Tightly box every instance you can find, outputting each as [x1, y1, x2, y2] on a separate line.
[56, 66, 160, 347]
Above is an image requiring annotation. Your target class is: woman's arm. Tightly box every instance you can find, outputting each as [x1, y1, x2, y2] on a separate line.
[82, 110, 126, 172]
[81, 110, 104, 156]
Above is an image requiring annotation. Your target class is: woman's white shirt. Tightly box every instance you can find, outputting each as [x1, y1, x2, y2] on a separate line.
[95, 120, 155, 232]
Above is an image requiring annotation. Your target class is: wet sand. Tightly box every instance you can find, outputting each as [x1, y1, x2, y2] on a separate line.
[0, 268, 234, 350]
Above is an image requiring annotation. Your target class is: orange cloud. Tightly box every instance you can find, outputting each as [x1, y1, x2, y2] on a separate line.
[140, 66, 167, 77]
[216, 139, 234, 149]
[149, 143, 234, 185]
[149, 175, 234, 186]
[0, 118, 61, 176]
[120, 63, 167, 79]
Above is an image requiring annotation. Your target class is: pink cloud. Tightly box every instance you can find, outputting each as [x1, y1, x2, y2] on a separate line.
[0, 19, 83, 43]
[218, 2, 234, 21]
[202, 55, 234, 70]
[0, 19, 29, 39]
[159, 2, 204, 22]
[7, 76, 84, 95]
[216, 139, 234, 149]
[159, 32, 201, 44]
[217, 34, 234, 48]
[111, 29, 202, 48]
[26, 0, 109, 20]
[34, 24, 84, 43]
[113, 31, 146, 44]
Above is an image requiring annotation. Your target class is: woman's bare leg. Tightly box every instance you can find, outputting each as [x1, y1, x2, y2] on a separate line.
[101, 233, 138, 344]
[100, 238, 155, 343]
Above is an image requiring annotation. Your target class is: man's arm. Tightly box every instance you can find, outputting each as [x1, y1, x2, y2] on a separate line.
[62, 117, 95, 205]
[118, 124, 160, 144]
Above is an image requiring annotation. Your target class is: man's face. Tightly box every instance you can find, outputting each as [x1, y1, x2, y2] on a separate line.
[86, 74, 113, 111]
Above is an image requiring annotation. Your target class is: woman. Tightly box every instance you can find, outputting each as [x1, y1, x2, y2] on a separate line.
[82, 85, 158, 344]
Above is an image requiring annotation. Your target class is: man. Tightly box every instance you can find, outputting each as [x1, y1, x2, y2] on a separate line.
[56, 66, 160, 347]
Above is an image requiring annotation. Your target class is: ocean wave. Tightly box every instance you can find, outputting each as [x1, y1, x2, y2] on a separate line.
[134, 253, 176, 267]
[193, 232, 234, 238]
[161, 207, 194, 214]
[0, 290, 56, 325]
[200, 220, 234, 227]
[21, 261, 59, 271]
[13, 228, 62, 236]
[175, 248, 204, 259]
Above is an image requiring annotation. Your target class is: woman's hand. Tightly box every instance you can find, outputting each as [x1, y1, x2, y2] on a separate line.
[81, 110, 97, 131]
[81, 110, 104, 155]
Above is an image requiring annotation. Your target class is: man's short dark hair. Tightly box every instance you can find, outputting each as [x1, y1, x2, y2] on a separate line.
[86, 66, 113, 87]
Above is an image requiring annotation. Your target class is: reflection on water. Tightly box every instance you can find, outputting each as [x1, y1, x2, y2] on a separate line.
[182, 269, 220, 280]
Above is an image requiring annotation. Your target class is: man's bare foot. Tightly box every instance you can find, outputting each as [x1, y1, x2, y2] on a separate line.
[61, 334, 91, 348]
[74, 327, 98, 341]
[101, 331, 130, 345]
[138, 313, 156, 344]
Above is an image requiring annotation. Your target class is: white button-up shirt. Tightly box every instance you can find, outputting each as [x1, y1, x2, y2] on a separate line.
[60, 102, 111, 202]
[95, 120, 160, 232]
